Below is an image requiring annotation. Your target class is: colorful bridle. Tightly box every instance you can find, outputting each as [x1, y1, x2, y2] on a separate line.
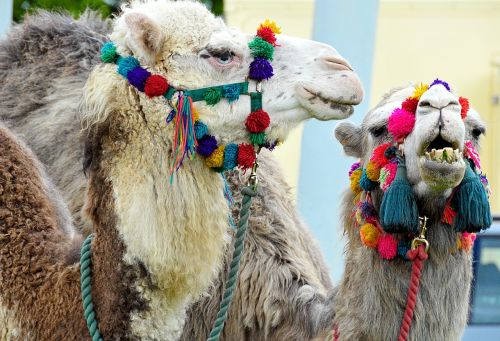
[100, 20, 281, 180]
[349, 79, 491, 260]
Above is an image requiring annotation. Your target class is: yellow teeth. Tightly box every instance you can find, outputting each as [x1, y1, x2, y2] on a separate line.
[424, 147, 461, 164]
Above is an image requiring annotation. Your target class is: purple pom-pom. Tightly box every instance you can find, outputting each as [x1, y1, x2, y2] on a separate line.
[127, 67, 151, 92]
[429, 78, 450, 91]
[361, 201, 377, 219]
[349, 162, 361, 176]
[249, 57, 274, 81]
[197, 135, 218, 156]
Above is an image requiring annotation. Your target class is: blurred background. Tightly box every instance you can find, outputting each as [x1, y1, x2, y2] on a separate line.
[1, 0, 499, 338]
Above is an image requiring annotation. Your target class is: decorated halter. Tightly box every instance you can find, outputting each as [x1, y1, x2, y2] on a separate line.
[348, 79, 492, 261]
[100, 20, 281, 180]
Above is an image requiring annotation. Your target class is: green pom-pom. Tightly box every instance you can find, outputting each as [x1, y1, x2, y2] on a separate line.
[249, 132, 267, 146]
[101, 42, 118, 63]
[380, 161, 419, 234]
[249, 37, 274, 61]
[204, 88, 222, 106]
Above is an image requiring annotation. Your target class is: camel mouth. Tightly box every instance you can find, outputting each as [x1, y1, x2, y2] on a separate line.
[295, 85, 357, 120]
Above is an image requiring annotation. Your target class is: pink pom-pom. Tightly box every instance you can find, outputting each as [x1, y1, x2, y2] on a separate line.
[388, 108, 415, 142]
[377, 234, 398, 260]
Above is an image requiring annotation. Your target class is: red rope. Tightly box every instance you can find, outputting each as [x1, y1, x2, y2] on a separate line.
[397, 245, 428, 341]
[333, 324, 339, 341]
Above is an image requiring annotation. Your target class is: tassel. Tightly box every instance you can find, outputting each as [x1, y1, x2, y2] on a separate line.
[452, 160, 492, 232]
[441, 203, 457, 225]
[168, 93, 198, 182]
[380, 159, 419, 234]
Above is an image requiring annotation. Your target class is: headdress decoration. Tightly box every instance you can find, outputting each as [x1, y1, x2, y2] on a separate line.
[100, 20, 281, 181]
[348, 79, 491, 260]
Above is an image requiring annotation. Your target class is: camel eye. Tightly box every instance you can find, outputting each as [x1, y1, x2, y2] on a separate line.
[472, 128, 483, 138]
[370, 126, 387, 138]
[215, 52, 233, 65]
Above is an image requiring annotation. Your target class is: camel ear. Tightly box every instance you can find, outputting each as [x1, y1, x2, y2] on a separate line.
[334, 122, 363, 158]
[124, 12, 163, 64]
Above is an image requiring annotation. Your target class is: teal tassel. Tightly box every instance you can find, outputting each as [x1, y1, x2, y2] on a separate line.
[452, 160, 492, 232]
[380, 160, 419, 234]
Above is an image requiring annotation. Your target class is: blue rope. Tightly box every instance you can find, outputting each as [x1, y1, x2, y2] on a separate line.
[80, 234, 103, 341]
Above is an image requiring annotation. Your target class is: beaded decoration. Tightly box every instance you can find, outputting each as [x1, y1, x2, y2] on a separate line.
[100, 20, 281, 179]
[348, 79, 490, 260]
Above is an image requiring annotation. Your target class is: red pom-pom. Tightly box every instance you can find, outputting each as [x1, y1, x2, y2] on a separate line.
[257, 27, 277, 46]
[401, 98, 419, 114]
[245, 109, 271, 133]
[370, 142, 392, 168]
[388, 108, 415, 142]
[459, 96, 469, 119]
[144, 75, 169, 97]
[377, 234, 398, 260]
[237, 143, 256, 169]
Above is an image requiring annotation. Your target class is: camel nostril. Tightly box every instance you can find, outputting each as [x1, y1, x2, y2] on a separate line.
[321, 55, 353, 71]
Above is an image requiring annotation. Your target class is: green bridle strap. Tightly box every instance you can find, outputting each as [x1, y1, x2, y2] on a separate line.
[164, 82, 249, 102]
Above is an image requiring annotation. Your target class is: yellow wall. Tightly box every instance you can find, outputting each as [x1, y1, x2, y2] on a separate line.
[225, 0, 315, 197]
[371, 0, 500, 211]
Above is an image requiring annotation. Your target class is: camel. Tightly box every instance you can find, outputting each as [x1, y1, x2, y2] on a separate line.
[0, 1, 363, 339]
[333, 82, 491, 340]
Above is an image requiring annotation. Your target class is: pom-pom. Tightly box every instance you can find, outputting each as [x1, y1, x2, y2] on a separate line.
[459, 232, 475, 252]
[410, 82, 429, 100]
[397, 241, 410, 260]
[223, 143, 238, 170]
[257, 27, 277, 46]
[250, 132, 267, 146]
[237, 143, 256, 169]
[401, 98, 419, 114]
[117, 56, 140, 78]
[360, 201, 377, 220]
[429, 78, 451, 91]
[204, 88, 223, 106]
[459, 96, 469, 119]
[360, 223, 380, 248]
[377, 234, 398, 260]
[259, 19, 282, 34]
[249, 58, 274, 81]
[249, 37, 274, 60]
[349, 162, 361, 176]
[384, 146, 397, 160]
[222, 84, 241, 103]
[127, 67, 151, 92]
[370, 142, 392, 168]
[101, 42, 118, 63]
[366, 161, 381, 181]
[205, 145, 225, 168]
[197, 135, 218, 157]
[350, 168, 363, 194]
[379, 161, 398, 191]
[388, 108, 416, 142]
[144, 75, 169, 97]
[380, 161, 419, 234]
[194, 121, 209, 140]
[360, 168, 377, 191]
[246, 109, 271, 133]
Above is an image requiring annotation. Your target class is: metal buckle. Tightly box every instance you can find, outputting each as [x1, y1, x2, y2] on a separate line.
[411, 216, 429, 253]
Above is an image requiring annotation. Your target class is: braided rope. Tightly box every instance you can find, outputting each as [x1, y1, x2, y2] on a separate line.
[80, 234, 103, 341]
[207, 186, 257, 341]
[397, 245, 428, 341]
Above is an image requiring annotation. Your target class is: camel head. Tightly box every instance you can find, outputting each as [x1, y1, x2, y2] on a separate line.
[335, 80, 491, 241]
[82, 0, 363, 173]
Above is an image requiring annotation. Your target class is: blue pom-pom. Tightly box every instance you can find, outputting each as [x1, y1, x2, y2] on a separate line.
[429, 78, 451, 91]
[360, 168, 377, 191]
[397, 241, 410, 260]
[101, 42, 118, 63]
[117, 56, 140, 78]
[223, 143, 238, 170]
[194, 121, 208, 140]
[384, 146, 397, 159]
[197, 135, 218, 156]
[127, 67, 151, 92]
[360, 201, 377, 219]
[222, 84, 241, 103]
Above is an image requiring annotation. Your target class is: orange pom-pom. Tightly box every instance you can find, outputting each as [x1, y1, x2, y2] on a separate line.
[360, 223, 380, 248]
[459, 96, 469, 119]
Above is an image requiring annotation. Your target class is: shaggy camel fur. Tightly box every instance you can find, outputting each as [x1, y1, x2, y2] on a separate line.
[0, 1, 363, 339]
[333, 84, 488, 341]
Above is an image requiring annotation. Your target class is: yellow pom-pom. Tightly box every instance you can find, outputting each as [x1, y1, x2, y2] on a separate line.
[205, 145, 225, 168]
[410, 82, 429, 100]
[360, 223, 380, 248]
[259, 19, 282, 34]
[193, 108, 200, 122]
[366, 161, 381, 182]
[350, 168, 363, 194]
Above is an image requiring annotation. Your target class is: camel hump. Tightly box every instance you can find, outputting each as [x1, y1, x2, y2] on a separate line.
[0, 122, 76, 238]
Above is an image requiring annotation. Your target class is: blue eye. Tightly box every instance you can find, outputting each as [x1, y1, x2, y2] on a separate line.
[216, 53, 233, 65]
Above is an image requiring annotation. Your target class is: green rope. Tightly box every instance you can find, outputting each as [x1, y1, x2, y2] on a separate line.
[80, 234, 103, 341]
[207, 186, 257, 341]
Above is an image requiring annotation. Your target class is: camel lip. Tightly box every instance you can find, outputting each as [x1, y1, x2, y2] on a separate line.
[302, 87, 360, 106]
